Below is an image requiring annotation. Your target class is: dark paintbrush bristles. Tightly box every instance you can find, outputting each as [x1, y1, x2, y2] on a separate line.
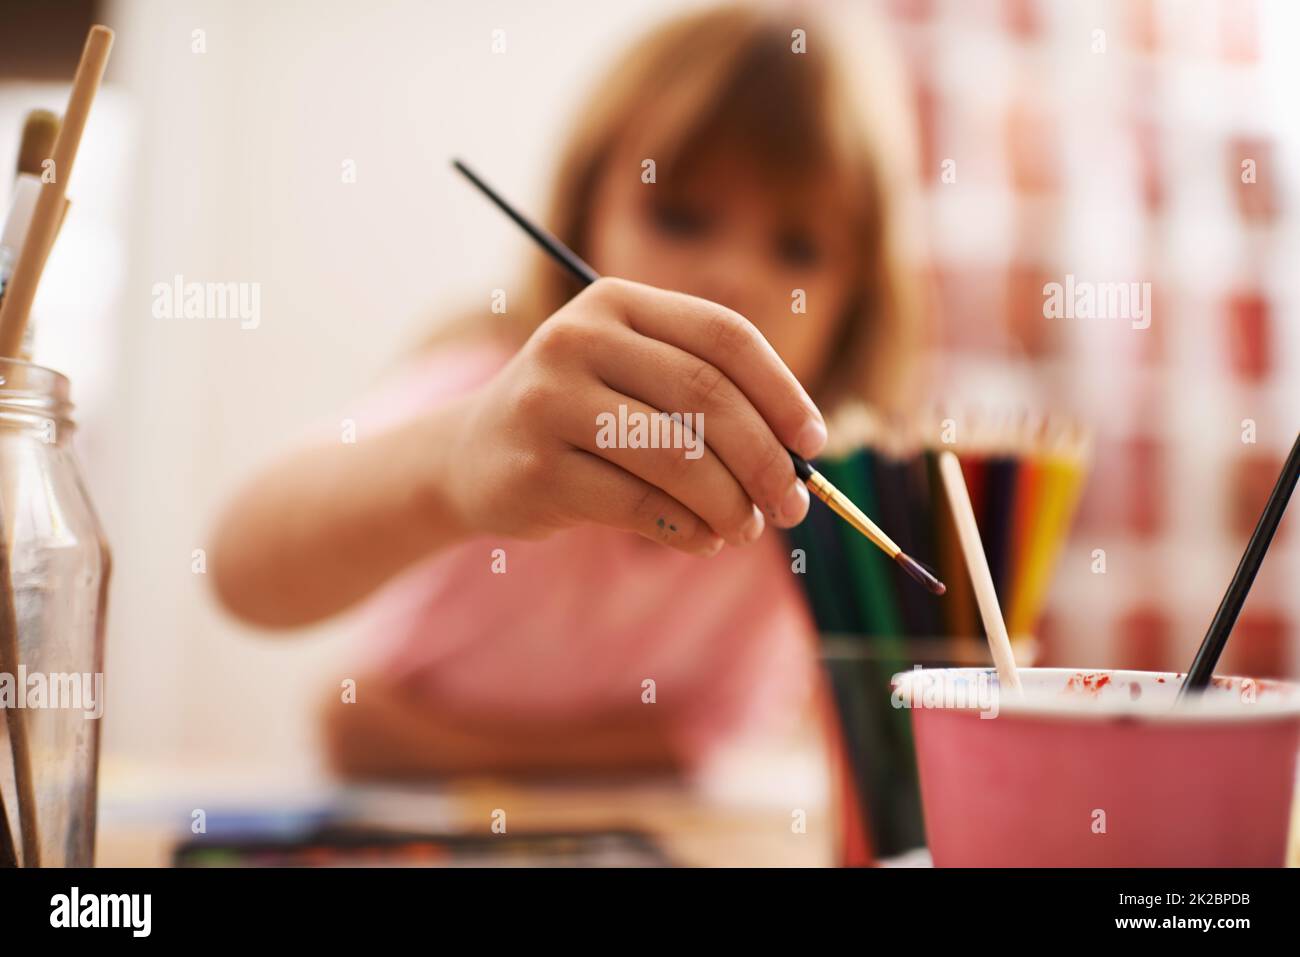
[17, 110, 59, 178]
[895, 552, 947, 596]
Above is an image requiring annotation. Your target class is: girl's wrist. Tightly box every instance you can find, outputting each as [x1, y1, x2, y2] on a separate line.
[404, 394, 480, 549]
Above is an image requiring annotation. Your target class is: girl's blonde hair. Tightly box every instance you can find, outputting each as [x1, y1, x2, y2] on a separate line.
[442, 2, 922, 417]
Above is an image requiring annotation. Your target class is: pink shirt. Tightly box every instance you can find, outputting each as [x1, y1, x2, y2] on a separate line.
[352, 340, 819, 765]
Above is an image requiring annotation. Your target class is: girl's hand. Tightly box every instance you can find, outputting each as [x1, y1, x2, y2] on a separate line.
[445, 277, 828, 555]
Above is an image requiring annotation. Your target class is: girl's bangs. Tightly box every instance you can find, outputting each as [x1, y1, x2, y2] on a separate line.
[624, 25, 869, 211]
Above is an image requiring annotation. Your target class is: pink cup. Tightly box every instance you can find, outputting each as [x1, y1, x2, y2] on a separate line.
[891, 667, 1300, 867]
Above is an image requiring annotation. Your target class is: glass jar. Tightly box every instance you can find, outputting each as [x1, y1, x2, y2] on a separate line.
[0, 358, 110, 867]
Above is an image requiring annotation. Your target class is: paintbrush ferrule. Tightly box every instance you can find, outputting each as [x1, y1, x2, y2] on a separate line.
[805, 468, 900, 557]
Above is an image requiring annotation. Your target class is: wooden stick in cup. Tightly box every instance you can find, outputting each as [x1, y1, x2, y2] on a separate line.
[0, 25, 113, 356]
[938, 450, 1022, 693]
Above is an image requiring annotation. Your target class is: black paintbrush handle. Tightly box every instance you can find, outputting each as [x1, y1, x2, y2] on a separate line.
[452, 159, 598, 287]
[790, 451, 814, 482]
[1180, 431, 1300, 695]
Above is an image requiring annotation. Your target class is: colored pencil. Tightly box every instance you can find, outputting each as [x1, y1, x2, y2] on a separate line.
[788, 410, 1089, 855]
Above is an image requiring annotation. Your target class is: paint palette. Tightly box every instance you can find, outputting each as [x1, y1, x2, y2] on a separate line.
[173, 826, 672, 868]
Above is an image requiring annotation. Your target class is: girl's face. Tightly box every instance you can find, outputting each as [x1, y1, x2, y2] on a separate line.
[587, 148, 858, 394]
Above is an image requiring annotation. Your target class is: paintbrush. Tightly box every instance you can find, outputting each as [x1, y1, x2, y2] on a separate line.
[11, 110, 66, 360]
[1179, 432, 1300, 697]
[0, 26, 112, 357]
[451, 159, 945, 594]
[1, 113, 60, 293]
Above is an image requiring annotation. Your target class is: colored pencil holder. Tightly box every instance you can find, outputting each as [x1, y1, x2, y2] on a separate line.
[787, 434, 1086, 862]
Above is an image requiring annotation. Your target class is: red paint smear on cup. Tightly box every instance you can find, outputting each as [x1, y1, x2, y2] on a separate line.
[1064, 672, 1112, 695]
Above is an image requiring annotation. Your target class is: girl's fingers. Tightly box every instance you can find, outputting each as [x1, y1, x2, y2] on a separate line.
[589, 323, 810, 527]
[588, 277, 828, 459]
[557, 385, 765, 547]
[558, 448, 724, 557]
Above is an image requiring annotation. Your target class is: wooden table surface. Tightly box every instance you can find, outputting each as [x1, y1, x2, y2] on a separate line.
[93, 729, 836, 868]
[91, 732, 1300, 868]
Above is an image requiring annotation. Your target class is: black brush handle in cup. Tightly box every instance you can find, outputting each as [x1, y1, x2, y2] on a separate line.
[1180, 431, 1300, 696]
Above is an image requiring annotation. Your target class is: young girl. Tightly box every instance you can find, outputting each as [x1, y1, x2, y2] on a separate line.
[210, 3, 920, 778]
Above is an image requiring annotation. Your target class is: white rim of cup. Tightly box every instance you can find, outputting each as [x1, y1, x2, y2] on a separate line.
[890, 667, 1300, 722]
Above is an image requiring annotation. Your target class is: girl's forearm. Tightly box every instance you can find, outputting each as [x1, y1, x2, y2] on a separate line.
[210, 400, 473, 628]
[319, 678, 685, 778]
